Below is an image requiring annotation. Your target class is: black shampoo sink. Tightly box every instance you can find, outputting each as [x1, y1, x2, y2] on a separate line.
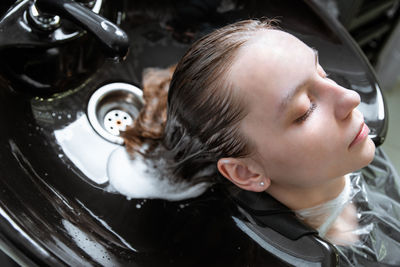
[0, 0, 387, 266]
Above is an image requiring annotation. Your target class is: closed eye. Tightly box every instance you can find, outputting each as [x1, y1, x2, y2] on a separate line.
[295, 102, 317, 123]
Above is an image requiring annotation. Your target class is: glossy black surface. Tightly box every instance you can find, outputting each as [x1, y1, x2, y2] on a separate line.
[0, 0, 387, 266]
[0, 0, 127, 94]
[35, 0, 129, 59]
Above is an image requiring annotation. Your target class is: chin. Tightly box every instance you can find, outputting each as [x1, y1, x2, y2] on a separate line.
[358, 138, 376, 168]
[344, 138, 376, 174]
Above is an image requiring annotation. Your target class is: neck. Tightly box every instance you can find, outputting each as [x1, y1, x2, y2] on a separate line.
[266, 175, 346, 211]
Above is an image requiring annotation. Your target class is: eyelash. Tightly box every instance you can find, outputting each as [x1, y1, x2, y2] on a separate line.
[292, 69, 326, 124]
[295, 102, 317, 123]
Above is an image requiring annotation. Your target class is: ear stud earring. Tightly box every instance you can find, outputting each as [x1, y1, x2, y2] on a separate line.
[260, 181, 265, 187]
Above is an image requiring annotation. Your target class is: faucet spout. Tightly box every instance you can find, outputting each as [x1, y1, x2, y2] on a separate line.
[34, 0, 129, 60]
[0, 0, 129, 94]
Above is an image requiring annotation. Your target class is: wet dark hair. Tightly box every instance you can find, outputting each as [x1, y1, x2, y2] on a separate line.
[164, 19, 277, 185]
[123, 19, 277, 185]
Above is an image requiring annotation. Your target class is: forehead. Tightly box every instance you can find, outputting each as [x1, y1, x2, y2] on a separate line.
[230, 30, 313, 86]
[229, 30, 315, 113]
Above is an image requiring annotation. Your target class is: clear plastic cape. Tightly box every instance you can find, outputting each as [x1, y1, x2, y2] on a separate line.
[318, 147, 400, 266]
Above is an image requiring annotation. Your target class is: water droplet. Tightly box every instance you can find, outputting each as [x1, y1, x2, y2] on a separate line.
[58, 154, 64, 158]
[67, 114, 71, 119]
[52, 112, 56, 117]
[136, 204, 141, 209]
[58, 115, 62, 119]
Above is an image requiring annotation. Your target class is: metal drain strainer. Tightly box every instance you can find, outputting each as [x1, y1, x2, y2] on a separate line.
[87, 82, 143, 144]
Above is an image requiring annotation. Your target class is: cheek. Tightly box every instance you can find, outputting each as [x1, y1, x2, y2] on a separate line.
[266, 123, 339, 175]
[290, 107, 342, 151]
[287, 123, 336, 155]
[250, 109, 346, 177]
[257, 136, 320, 177]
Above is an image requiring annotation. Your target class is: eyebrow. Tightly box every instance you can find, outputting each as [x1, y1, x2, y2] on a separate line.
[278, 48, 319, 115]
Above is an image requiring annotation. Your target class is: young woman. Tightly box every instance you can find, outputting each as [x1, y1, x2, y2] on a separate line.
[122, 19, 400, 265]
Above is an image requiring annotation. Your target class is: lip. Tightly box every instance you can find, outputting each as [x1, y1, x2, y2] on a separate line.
[349, 122, 370, 148]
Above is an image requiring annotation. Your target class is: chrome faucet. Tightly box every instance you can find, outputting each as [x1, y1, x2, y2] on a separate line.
[0, 0, 129, 94]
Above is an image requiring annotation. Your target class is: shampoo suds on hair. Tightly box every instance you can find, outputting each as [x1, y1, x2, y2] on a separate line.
[106, 146, 209, 201]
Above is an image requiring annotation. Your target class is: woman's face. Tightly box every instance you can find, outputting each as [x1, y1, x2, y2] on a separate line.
[229, 30, 375, 188]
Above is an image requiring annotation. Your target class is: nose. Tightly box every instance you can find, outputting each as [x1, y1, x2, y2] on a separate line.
[334, 86, 361, 120]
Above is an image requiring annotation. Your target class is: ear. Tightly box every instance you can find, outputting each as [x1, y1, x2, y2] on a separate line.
[217, 157, 270, 192]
